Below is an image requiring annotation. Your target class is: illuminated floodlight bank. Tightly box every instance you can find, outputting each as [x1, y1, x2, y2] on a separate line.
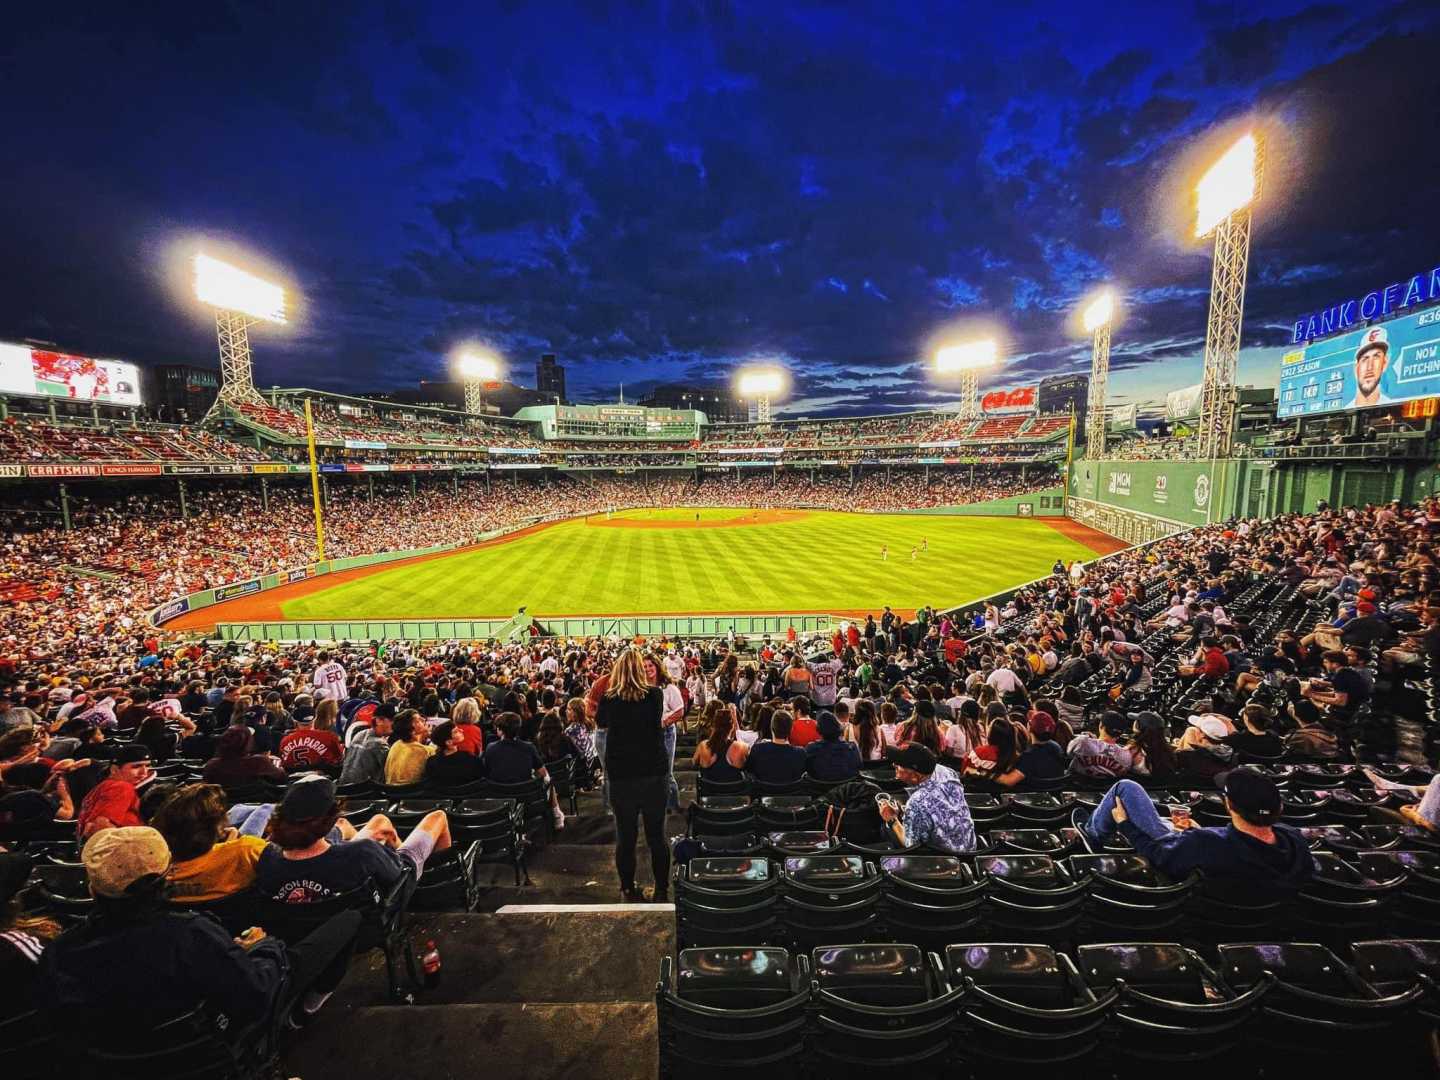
[1195, 133, 1258, 238]
[737, 369, 785, 396]
[934, 339, 998, 372]
[1082, 290, 1115, 333]
[456, 352, 501, 381]
[193, 253, 287, 323]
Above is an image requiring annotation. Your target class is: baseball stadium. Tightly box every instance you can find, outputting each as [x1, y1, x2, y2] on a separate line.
[7, 12, 1440, 1080]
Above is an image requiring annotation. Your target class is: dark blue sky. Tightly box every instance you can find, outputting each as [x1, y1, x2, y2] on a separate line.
[2, 2, 1437, 416]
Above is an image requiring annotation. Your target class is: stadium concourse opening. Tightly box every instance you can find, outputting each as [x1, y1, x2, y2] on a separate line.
[158, 507, 1125, 633]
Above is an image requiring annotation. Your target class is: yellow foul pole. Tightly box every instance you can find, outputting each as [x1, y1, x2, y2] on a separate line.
[1063, 404, 1076, 518]
[304, 398, 327, 560]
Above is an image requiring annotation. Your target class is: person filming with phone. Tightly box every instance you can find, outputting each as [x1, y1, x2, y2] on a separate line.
[875, 744, 976, 854]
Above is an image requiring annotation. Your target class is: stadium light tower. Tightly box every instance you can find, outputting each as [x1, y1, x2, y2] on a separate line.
[192, 252, 286, 420]
[736, 367, 787, 424]
[935, 339, 999, 420]
[1082, 289, 1116, 459]
[1194, 131, 1263, 459]
[455, 351, 501, 415]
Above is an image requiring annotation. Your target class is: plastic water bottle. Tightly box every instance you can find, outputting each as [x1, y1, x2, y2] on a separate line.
[422, 940, 441, 988]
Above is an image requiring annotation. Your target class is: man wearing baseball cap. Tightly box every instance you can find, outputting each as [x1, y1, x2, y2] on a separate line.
[878, 743, 976, 854]
[1075, 768, 1314, 897]
[1350, 326, 1389, 409]
[37, 826, 362, 1035]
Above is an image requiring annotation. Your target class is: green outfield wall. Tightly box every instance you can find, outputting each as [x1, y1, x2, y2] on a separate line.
[895, 487, 1064, 516]
[215, 612, 839, 644]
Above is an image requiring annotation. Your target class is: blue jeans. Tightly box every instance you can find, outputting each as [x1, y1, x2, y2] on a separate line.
[1086, 780, 1174, 845]
[663, 724, 681, 811]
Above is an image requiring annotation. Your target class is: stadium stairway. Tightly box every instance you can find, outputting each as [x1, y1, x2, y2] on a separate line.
[280, 732, 702, 1078]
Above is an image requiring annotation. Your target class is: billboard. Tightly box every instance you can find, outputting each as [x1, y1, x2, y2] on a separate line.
[1278, 306, 1440, 418]
[980, 385, 1037, 414]
[0, 343, 143, 406]
[1070, 458, 1234, 526]
[1165, 384, 1203, 420]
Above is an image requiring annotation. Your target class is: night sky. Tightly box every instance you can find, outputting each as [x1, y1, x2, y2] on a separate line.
[3, 2, 1437, 417]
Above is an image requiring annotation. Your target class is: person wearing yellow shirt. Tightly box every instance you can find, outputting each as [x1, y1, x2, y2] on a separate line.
[384, 710, 435, 786]
[153, 783, 269, 903]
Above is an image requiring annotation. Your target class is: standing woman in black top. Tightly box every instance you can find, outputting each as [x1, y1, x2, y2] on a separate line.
[596, 648, 671, 902]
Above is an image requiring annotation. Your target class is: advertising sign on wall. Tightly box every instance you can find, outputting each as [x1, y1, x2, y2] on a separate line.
[213, 579, 262, 602]
[980, 385, 1037, 414]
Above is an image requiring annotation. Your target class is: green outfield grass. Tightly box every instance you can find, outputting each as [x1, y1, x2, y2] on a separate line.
[279, 509, 1102, 620]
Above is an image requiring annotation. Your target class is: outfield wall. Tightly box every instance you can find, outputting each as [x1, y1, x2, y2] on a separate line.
[215, 612, 840, 644]
[895, 487, 1064, 516]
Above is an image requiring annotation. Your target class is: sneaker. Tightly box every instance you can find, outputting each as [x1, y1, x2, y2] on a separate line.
[1071, 807, 1100, 854]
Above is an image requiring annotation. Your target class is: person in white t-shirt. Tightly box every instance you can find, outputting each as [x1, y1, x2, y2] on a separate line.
[663, 651, 685, 684]
[311, 651, 348, 703]
[986, 665, 1024, 696]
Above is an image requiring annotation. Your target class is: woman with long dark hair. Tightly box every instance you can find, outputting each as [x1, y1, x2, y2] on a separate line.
[692, 701, 749, 782]
[847, 699, 886, 762]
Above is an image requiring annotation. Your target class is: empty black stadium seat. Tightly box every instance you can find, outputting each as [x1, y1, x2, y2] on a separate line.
[878, 856, 987, 949]
[947, 943, 1115, 1067]
[810, 944, 962, 1072]
[656, 948, 810, 1077]
[450, 798, 528, 886]
[688, 796, 756, 837]
[674, 858, 781, 948]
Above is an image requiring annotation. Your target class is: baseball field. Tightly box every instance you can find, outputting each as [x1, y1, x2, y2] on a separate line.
[187, 507, 1119, 625]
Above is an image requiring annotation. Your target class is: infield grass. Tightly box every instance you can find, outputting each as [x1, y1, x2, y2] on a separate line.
[279, 509, 1101, 620]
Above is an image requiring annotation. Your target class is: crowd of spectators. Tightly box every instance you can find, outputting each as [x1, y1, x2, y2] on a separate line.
[1, 493, 1437, 1057]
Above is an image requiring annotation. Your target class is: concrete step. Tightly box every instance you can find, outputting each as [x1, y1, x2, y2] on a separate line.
[338, 907, 674, 1007]
[283, 1002, 656, 1080]
[473, 843, 683, 909]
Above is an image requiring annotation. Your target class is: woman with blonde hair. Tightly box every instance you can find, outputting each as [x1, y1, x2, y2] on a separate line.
[597, 648, 670, 902]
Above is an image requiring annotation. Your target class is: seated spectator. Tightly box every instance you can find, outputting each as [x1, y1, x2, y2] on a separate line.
[1224, 704, 1285, 759]
[1363, 770, 1440, 833]
[877, 744, 976, 854]
[0, 761, 76, 826]
[787, 699, 820, 747]
[848, 699, 890, 762]
[1077, 769, 1315, 897]
[562, 697, 598, 771]
[1, 850, 57, 999]
[1067, 711, 1133, 780]
[993, 710, 1065, 787]
[483, 710, 565, 829]
[965, 716, 1022, 781]
[745, 709, 808, 784]
[1175, 715, 1237, 781]
[153, 783, 267, 903]
[451, 696, 486, 756]
[383, 710, 435, 786]
[203, 726, 287, 789]
[537, 710, 592, 784]
[1283, 699, 1342, 758]
[254, 775, 450, 902]
[38, 825, 361, 1032]
[279, 699, 343, 772]
[1126, 711, 1178, 781]
[133, 713, 179, 764]
[76, 744, 153, 841]
[895, 700, 944, 756]
[337, 703, 394, 787]
[424, 721, 486, 788]
[804, 711, 860, 782]
[692, 702, 749, 783]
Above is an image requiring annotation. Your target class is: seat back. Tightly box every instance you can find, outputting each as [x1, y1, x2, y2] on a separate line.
[1076, 942, 1208, 1003]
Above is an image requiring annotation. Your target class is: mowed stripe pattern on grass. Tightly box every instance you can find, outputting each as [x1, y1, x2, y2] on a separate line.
[279, 510, 1100, 620]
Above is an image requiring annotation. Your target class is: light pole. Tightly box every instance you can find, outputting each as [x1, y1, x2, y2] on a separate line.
[935, 339, 999, 421]
[1082, 290, 1115, 458]
[1195, 131, 1263, 459]
[736, 367, 787, 424]
[455, 352, 501, 416]
[192, 253, 286, 421]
